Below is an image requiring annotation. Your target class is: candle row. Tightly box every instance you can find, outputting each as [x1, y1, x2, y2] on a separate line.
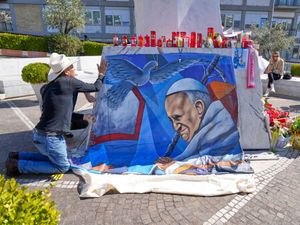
[113, 28, 253, 49]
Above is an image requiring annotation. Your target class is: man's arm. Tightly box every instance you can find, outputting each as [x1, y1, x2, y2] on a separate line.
[72, 59, 107, 92]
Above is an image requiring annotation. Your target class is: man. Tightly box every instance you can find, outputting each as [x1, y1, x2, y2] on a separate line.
[156, 78, 251, 175]
[263, 51, 284, 97]
[5, 53, 106, 176]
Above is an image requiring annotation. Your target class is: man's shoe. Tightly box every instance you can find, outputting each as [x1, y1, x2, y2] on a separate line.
[263, 88, 270, 97]
[8, 152, 19, 160]
[5, 159, 20, 177]
[270, 84, 275, 92]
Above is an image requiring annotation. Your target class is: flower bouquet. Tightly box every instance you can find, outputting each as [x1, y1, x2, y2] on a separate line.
[264, 99, 292, 149]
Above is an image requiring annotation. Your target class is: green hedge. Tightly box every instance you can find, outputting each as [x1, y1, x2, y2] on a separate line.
[0, 33, 48, 52]
[0, 176, 60, 225]
[291, 64, 300, 77]
[83, 41, 111, 56]
[0, 32, 110, 55]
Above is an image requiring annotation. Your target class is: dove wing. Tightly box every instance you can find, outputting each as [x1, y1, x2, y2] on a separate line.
[104, 81, 134, 109]
[106, 58, 143, 83]
[150, 58, 206, 84]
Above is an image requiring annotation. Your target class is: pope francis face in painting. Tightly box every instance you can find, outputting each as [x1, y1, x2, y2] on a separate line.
[165, 92, 205, 142]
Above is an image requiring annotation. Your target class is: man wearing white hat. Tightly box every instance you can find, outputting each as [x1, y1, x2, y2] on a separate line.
[6, 53, 106, 176]
[155, 78, 251, 175]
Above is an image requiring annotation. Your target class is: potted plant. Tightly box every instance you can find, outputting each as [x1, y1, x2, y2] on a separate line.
[21, 62, 49, 109]
[290, 117, 300, 150]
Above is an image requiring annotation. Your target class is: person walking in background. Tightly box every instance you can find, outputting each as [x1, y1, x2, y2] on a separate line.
[5, 53, 106, 176]
[264, 51, 284, 97]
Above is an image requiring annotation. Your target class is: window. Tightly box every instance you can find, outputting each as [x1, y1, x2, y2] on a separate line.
[272, 18, 293, 30]
[221, 11, 241, 30]
[245, 12, 268, 29]
[105, 15, 124, 26]
[292, 46, 300, 59]
[0, 7, 13, 32]
[85, 8, 101, 25]
[259, 18, 268, 28]
[297, 16, 300, 38]
[105, 7, 130, 34]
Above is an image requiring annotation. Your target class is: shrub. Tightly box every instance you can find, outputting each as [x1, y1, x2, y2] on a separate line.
[291, 64, 300, 77]
[0, 176, 60, 225]
[48, 34, 83, 56]
[290, 117, 300, 134]
[83, 41, 110, 56]
[0, 33, 48, 52]
[21, 63, 50, 84]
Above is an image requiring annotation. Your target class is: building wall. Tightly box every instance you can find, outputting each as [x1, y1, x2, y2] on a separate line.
[2, 0, 300, 60]
[13, 4, 43, 33]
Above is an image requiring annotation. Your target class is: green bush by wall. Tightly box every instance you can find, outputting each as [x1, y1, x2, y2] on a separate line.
[48, 34, 83, 56]
[0, 176, 60, 225]
[291, 64, 300, 77]
[0, 32, 110, 55]
[21, 63, 50, 84]
[0, 33, 48, 52]
[83, 41, 110, 56]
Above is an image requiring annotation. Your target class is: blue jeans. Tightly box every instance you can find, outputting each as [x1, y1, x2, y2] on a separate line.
[18, 130, 70, 174]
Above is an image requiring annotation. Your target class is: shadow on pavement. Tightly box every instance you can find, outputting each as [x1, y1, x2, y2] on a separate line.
[0, 98, 39, 108]
[0, 130, 35, 174]
[281, 105, 300, 114]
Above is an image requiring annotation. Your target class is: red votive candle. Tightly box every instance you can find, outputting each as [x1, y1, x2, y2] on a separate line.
[207, 27, 214, 39]
[222, 38, 228, 48]
[213, 39, 219, 48]
[122, 35, 128, 46]
[138, 35, 144, 47]
[197, 33, 202, 48]
[145, 34, 150, 47]
[157, 38, 162, 47]
[172, 32, 178, 47]
[161, 36, 166, 47]
[113, 35, 118, 46]
[150, 31, 156, 47]
[190, 32, 196, 48]
[131, 35, 137, 47]
[166, 39, 173, 47]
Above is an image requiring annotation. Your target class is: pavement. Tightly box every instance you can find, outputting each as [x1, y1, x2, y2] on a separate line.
[0, 93, 300, 225]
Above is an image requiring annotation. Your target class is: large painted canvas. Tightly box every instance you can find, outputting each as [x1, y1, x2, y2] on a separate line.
[71, 53, 253, 176]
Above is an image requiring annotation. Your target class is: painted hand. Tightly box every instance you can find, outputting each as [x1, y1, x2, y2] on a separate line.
[155, 157, 175, 171]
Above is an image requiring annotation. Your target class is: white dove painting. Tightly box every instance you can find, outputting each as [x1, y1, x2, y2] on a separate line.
[103, 54, 225, 109]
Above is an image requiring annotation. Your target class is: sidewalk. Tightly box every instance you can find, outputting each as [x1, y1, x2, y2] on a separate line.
[0, 94, 299, 225]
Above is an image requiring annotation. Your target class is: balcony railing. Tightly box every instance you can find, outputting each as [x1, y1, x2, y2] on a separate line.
[275, 0, 300, 6]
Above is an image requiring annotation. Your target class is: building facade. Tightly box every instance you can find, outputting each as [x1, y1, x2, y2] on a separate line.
[0, 0, 299, 60]
[0, 0, 135, 42]
[220, 0, 300, 61]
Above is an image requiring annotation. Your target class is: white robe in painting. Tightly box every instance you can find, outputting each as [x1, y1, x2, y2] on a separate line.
[163, 100, 252, 174]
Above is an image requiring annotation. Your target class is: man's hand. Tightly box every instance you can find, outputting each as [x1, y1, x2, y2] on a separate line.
[155, 157, 175, 171]
[83, 114, 96, 123]
[84, 93, 96, 103]
[97, 59, 107, 75]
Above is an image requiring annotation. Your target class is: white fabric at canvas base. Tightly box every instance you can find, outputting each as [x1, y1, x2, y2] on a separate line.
[73, 169, 255, 198]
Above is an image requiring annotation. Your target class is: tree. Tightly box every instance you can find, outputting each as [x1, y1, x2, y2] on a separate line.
[0, 10, 12, 31]
[43, 0, 86, 35]
[251, 22, 295, 59]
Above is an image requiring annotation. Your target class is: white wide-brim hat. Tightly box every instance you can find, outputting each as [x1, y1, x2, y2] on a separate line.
[48, 53, 78, 82]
